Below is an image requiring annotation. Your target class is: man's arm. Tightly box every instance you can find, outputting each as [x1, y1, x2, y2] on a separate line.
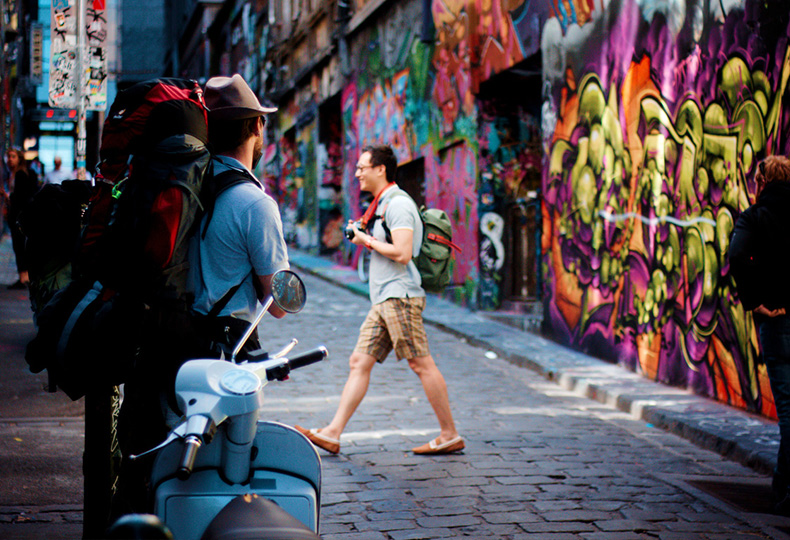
[257, 273, 287, 318]
[351, 225, 413, 264]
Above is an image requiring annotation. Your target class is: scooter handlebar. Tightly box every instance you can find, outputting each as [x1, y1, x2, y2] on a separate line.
[265, 346, 328, 381]
[287, 346, 328, 370]
[176, 435, 202, 481]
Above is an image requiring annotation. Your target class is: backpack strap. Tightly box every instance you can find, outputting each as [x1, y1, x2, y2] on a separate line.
[197, 164, 263, 319]
[201, 165, 261, 239]
[372, 189, 420, 248]
[205, 277, 248, 319]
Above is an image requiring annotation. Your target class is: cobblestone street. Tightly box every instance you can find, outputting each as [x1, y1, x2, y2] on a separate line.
[254, 272, 790, 539]
[3, 253, 790, 539]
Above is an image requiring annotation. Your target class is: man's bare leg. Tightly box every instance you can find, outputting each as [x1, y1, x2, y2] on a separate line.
[318, 351, 378, 440]
[408, 354, 459, 443]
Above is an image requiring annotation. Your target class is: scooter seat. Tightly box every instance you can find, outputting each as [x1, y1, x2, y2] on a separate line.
[200, 494, 321, 540]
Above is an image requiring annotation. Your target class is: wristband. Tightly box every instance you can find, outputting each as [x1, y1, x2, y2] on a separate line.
[365, 237, 373, 250]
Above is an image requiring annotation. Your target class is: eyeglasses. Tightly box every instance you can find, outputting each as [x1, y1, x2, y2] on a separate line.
[356, 164, 375, 172]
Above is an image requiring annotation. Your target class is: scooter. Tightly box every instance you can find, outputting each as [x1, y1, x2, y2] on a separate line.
[109, 269, 328, 540]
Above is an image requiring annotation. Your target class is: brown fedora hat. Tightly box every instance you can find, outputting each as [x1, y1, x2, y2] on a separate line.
[204, 74, 277, 120]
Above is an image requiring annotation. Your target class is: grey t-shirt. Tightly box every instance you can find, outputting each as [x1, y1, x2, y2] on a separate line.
[189, 157, 289, 321]
[368, 186, 425, 304]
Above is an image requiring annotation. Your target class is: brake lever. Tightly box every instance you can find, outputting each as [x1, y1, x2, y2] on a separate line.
[273, 338, 298, 358]
[246, 338, 298, 363]
[129, 421, 187, 460]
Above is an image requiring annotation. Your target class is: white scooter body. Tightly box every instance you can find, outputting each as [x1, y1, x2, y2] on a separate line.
[126, 270, 327, 540]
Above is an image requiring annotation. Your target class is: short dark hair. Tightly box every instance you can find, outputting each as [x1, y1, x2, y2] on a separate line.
[362, 144, 397, 183]
[208, 116, 263, 154]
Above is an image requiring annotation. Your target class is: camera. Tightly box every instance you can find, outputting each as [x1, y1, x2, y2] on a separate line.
[345, 220, 362, 240]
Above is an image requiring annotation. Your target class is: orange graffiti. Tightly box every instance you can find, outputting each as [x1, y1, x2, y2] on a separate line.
[709, 336, 746, 410]
[622, 55, 661, 174]
[636, 330, 661, 379]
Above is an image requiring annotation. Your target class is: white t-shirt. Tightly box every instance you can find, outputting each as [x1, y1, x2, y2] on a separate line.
[43, 168, 73, 185]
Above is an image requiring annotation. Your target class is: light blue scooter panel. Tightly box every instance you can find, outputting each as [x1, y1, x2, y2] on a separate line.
[152, 421, 322, 540]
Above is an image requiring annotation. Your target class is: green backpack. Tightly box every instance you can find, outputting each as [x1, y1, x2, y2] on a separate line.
[380, 192, 461, 293]
[414, 206, 461, 292]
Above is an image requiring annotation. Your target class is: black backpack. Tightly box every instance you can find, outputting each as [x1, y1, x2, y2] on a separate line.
[25, 78, 212, 400]
[19, 180, 94, 317]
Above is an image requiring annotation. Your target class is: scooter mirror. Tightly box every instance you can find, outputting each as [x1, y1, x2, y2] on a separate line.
[270, 269, 307, 313]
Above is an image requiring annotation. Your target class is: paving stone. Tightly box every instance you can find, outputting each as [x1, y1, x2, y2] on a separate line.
[321, 532, 388, 540]
[354, 519, 419, 532]
[415, 515, 480, 528]
[387, 528, 453, 539]
[593, 519, 660, 532]
[481, 511, 543, 524]
[520, 521, 597, 533]
[541, 510, 618, 522]
[580, 533, 653, 540]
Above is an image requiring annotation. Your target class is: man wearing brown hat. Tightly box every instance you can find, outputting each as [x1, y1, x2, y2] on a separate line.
[110, 75, 289, 520]
[189, 73, 289, 356]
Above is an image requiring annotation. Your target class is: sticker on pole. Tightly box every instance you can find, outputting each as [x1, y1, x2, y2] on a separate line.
[49, 0, 107, 110]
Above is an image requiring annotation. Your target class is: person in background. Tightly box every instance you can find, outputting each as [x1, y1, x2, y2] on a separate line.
[730, 155, 790, 515]
[43, 156, 73, 185]
[5, 148, 39, 290]
[295, 144, 464, 455]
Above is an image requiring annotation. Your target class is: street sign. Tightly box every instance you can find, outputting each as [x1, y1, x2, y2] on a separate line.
[30, 23, 43, 85]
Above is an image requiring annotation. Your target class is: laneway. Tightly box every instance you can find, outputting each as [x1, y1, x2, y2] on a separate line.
[2, 259, 789, 539]
[264, 272, 790, 539]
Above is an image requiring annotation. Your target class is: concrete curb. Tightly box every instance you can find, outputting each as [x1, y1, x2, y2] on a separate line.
[289, 249, 779, 477]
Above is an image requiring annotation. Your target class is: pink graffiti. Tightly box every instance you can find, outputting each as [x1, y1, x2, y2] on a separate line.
[356, 70, 413, 163]
[425, 144, 479, 283]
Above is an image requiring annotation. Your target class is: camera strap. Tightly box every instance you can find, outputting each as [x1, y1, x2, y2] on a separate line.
[360, 182, 396, 229]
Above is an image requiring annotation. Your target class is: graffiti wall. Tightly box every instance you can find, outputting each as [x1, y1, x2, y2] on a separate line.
[541, 0, 790, 415]
[430, 0, 551, 307]
[277, 132, 300, 245]
[337, 0, 480, 301]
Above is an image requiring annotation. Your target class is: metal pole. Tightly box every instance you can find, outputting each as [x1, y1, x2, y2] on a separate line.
[0, 3, 6, 157]
[75, 0, 87, 180]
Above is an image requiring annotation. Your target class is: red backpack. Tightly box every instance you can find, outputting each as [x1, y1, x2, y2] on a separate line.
[26, 78, 211, 400]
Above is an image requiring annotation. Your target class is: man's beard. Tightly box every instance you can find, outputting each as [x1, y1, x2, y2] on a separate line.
[252, 135, 263, 169]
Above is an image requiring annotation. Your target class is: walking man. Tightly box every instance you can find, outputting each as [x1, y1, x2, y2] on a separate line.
[296, 144, 463, 455]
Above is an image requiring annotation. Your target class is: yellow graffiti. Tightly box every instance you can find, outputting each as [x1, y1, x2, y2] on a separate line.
[547, 49, 790, 411]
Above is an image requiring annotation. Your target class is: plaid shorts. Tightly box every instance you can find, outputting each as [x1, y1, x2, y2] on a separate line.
[354, 297, 430, 362]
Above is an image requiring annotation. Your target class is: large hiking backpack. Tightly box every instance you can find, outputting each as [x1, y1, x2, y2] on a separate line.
[25, 78, 211, 400]
[379, 191, 461, 293]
